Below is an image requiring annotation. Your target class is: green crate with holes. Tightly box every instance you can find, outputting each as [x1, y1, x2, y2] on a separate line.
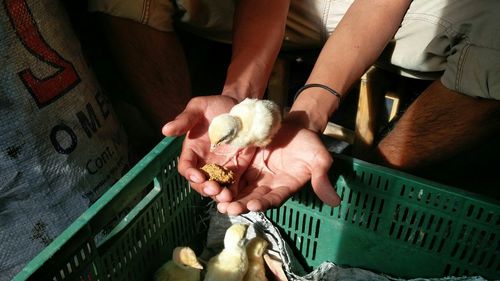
[13, 136, 500, 280]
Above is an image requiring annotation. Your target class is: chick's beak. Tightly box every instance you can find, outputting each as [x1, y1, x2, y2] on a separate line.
[192, 261, 204, 270]
[210, 143, 217, 152]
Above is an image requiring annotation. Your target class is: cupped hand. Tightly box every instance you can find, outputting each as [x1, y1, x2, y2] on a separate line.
[161, 95, 256, 202]
[216, 120, 341, 215]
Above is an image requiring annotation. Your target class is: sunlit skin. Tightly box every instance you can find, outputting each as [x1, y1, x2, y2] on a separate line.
[162, 95, 256, 202]
[217, 120, 340, 215]
[162, 0, 500, 215]
[162, 0, 290, 204]
[163, 102, 341, 215]
[374, 81, 500, 171]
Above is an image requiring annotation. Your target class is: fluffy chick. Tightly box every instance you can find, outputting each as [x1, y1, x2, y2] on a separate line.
[243, 236, 269, 281]
[208, 98, 281, 150]
[154, 247, 203, 281]
[204, 223, 249, 281]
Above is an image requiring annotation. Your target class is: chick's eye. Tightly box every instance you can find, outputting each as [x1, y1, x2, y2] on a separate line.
[219, 134, 230, 143]
[219, 128, 235, 144]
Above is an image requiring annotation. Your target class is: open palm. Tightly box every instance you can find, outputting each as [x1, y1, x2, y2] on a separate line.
[216, 120, 341, 215]
[162, 95, 256, 201]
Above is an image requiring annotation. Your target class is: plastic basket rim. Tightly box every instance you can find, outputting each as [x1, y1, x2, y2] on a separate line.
[333, 152, 500, 208]
[12, 137, 180, 281]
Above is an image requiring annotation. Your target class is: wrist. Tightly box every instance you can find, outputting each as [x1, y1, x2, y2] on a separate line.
[221, 81, 258, 102]
[288, 87, 341, 133]
[221, 60, 268, 101]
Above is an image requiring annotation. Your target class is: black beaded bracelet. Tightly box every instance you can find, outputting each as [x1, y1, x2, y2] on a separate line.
[294, 83, 342, 102]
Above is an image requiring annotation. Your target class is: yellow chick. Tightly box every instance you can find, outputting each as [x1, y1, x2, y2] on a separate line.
[243, 236, 269, 281]
[154, 247, 203, 281]
[208, 98, 281, 150]
[204, 223, 249, 281]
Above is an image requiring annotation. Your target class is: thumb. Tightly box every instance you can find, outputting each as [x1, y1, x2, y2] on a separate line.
[310, 157, 341, 206]
[162, 105, 203, 136]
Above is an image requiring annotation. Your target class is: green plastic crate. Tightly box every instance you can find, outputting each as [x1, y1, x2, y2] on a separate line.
[13, 137, 500, 280]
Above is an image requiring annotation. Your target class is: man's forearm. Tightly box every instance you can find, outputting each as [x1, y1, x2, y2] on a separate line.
[99, 14, 191, 132]
[375, 81, 500, 171]
[222, 0, 290, 101]
[290, 0, 411, 132]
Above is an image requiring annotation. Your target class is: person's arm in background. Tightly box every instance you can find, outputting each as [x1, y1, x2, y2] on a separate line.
[99, 15, 191, 133]
[289, 0, 411, 133]
[162, 0, 291, 202]
[219, 0, 413, 215]
[221, 0, 290, 101]
[86, 0, 191, 157]
[163, 0, 291, 135]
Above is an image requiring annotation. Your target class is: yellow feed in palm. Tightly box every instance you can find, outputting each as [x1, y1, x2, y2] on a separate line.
[201, 163, 235, 186]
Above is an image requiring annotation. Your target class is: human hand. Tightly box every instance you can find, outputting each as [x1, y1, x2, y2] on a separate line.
[216, 119, 341, 215]
[161, 95, 256, 202]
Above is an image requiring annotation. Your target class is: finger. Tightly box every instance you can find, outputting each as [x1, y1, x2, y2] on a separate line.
[311, 151, 340, 207]
[178, 144, 202, 179]
[179, 163, 205, 184]
[162, 103, 204, 136]
[181, 166, 212, 197]
[188, 182, 205, 196]
[246, 186, 291, 212]
[214, 188, 233, 202]
[232, 185, 292, 214]
[310, 157, 341, 206]
[200, 181, 224, 197]
[190, 180, 230, 200]
[226, 201, 248, 216]
[217, 202, 230, 213]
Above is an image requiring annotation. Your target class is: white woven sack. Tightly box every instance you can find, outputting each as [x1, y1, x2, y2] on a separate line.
[0, 1, 128, 279]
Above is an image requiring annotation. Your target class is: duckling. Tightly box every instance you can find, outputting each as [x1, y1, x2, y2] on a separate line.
[154, 247, 203, 281]
[208, 98, 281, 169]
[204, 223, 249, 281]
[243, 236, 269, 281]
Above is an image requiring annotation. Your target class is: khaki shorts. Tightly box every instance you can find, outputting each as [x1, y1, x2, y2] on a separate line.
[89, 0, 500, 99]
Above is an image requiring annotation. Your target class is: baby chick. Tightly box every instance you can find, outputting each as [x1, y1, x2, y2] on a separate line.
[154, 247, 203, 281]
[208, 98, 281, 168]
[243, 236, 269, 281]
[209, 98, 281, 149]
[204, 223, 249, 281]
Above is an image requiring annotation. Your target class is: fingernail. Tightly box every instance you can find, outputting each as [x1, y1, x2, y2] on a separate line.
[203, 186, 218, 196]
[161, 123, 172, 135]
[190, 175, 202, 183]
